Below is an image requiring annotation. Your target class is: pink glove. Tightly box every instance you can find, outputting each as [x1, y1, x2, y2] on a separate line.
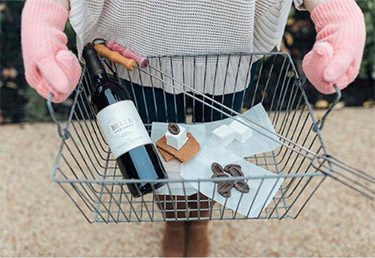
[21, 0, 81, 103]
[302, 0, 366, 94]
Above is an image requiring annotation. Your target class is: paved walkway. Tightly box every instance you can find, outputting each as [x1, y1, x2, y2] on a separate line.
[1, 108, 374, 256]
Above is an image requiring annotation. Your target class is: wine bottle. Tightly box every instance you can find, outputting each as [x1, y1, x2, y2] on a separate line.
[82, 43, 167, 197]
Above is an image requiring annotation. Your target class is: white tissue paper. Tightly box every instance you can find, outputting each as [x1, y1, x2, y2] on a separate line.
[204, 103, 281, 157]
[180, 138, 284, 218]
[151, 103, 283, 216]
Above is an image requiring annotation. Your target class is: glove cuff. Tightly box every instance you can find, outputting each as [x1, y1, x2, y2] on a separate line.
[311, 0, 364, 32]
[22, 0, 69, 31]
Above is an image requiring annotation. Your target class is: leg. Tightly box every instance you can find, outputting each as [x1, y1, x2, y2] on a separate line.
[186, 87, 250, 257]
[185, 220, 210, 257]
[121, 80, 187, 256]
[156, 195, 188, 257]
[120, 77, 251, 257]
[185, 193, 213, 257]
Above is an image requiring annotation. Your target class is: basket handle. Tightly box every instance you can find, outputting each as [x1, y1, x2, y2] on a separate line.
[94, 44, 137, 71]
[312, 85, 342, 133]
[318, 154, 374, 200]
[47, 93, 70, 140]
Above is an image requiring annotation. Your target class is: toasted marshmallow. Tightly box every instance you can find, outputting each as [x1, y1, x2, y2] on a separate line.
[229, 118, 253, 143]
[166, 125, 188, 150]
[212, 124, 235, 146]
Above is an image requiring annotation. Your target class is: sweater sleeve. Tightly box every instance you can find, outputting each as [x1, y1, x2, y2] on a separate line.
[294, 0, 307, 10]
[253, 0, 293, 52]
[69, 0, 105, 59]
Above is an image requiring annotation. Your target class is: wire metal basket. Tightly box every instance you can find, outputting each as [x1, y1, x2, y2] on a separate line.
[48, 52, 374, 223]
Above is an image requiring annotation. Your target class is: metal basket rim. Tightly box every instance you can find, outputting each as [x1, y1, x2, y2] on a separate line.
[49, 51, 332, 185]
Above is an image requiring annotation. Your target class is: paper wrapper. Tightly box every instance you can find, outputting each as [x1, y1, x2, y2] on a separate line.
[203, 103, 281, 157]
[180, 138, 284, 218]
[151, 103, 283, 214]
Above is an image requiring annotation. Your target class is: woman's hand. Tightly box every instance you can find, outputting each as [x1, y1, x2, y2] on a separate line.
[302, 0, 366, 94]
[21, 0, 81, 103]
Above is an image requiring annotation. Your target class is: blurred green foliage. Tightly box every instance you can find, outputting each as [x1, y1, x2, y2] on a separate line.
[24, 86, 50, 122]
[358, 1, 375, 80]
[0, 1, 374, 124]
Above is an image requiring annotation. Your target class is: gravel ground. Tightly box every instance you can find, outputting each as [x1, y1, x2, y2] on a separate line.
[1, 108, 374, 257]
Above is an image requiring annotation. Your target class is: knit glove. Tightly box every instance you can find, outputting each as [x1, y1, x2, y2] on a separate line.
[21, 0, 81, 103]
[302, 0, 366, 94]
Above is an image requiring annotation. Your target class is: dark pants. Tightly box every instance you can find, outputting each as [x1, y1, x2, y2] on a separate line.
[121, 79, 251, 124]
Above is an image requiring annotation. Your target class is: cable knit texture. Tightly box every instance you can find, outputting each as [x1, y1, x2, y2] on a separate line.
[302, 0, 366, 94]
[68, 0, 302, 95]
[21, 0, 81, 103]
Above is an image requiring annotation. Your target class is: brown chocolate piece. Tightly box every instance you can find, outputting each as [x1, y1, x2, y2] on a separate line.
[168, 123, 180, 135]
[211, 162, 233, 198]
[217, 183, 232, 198]
[234, 181, 250, 193]
[216, 180, 233, 197]
[225, 166, 250, 194]
[157, 147, 175, 162]
[226, 166, 244, 177]
[212, 173, 232, 198]
[211, 162, 224, 174]
[211, 163, 228, 178]
[156, 132, 200, 163]
[224, 163, 241, 172]
[212, 174, 233, 191]
[211, 171, 228, 179]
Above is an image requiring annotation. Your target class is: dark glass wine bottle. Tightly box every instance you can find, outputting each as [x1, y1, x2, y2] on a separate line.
[82, 43, 167, 197]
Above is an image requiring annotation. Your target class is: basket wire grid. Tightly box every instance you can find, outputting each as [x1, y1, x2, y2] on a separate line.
[48, 52, 374, 223]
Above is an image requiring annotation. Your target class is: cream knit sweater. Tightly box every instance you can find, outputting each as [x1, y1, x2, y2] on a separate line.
[68, 0, 305, 94]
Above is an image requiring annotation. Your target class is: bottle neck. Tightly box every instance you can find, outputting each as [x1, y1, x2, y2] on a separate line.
[91, 71, 109, 84]
[87, 61, 109, 84]
[82, 44, 110, 86]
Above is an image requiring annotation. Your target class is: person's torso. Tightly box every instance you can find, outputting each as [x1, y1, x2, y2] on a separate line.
[70, 0, 293, 94]
[96, 0, 256, 56]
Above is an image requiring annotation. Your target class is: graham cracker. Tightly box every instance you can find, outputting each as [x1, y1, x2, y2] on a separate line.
[156, 132, 200, 163]
[157, 147, 175, 162]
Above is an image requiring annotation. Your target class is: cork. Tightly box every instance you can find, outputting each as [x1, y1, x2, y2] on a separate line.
[156, 132, 200, 163]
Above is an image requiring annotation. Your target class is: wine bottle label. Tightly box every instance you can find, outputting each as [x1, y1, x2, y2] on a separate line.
[97, 100, 152, 158]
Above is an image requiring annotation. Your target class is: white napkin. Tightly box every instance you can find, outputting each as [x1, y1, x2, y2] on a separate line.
[150, 103, 283, 215]
[204, 103, 281, 157]
[180, 138, 284, 218]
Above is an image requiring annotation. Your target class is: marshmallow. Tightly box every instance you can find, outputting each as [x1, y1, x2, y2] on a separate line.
[166, 125, 188, 150]
[229, 118, 253, 143]
[212, 124, 235, 146]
